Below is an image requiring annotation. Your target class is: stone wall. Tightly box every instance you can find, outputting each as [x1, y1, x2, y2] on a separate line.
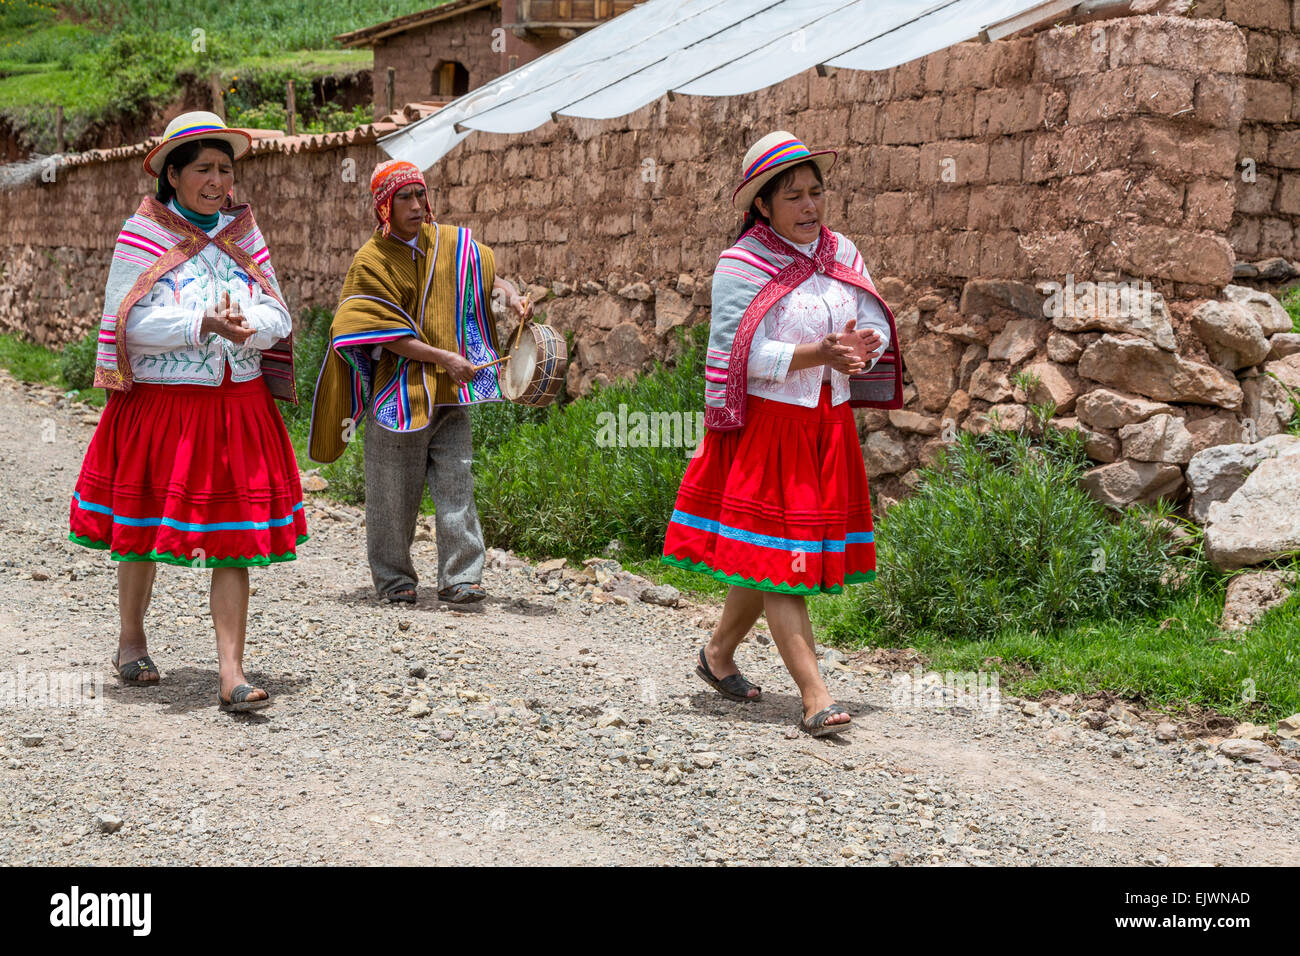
[1189, 0, 1300, 263]
[1, 11, 1295, 510]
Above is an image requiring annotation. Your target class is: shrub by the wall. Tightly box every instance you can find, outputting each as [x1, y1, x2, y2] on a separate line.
[473, 324, 706, 560]
[823, 427, 1195, 644]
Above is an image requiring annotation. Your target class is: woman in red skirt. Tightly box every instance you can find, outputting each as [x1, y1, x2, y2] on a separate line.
[69, 111, 306, 712]
[662, 131, 903, 736]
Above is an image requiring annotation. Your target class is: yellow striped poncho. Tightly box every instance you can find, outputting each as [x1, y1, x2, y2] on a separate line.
[308, 223, 502, 463]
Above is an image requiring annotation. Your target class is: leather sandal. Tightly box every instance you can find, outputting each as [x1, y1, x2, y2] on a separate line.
[695, 647, 761, 702]
[383, 587, 417, 604]
[111, 650, 160, 684]
[218, 684, 270, 713]
[800, 703, 852, 737]
[438, 582, 487, 604]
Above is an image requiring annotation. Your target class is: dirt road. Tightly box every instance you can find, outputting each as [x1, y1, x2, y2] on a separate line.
[1, 370, 1295, 866]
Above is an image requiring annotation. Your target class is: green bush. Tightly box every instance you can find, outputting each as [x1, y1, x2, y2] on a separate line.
[822, 426, 1195, 644]
[473, 325, 706, 561]
[1283, 286, 1300, 333]
[60, 327, 98, 391]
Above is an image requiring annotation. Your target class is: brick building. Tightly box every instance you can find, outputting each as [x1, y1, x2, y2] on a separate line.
[336, 0, 643, 117]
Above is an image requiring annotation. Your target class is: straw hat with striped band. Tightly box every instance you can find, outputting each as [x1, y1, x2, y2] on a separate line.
[732, 131, 836, 211]
[143, 111, 252, 178]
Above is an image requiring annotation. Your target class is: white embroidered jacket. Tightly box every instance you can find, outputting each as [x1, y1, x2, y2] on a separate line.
[122, 200, 292, 385]
[746, 235, 893, 407]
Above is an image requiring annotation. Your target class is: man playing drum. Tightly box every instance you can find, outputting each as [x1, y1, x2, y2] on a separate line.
[309, 160, 531, 604]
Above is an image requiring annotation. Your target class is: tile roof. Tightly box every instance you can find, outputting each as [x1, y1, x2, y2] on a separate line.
[58, 102, 450, 169]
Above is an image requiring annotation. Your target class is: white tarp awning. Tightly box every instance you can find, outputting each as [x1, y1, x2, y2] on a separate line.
[380, 0, 1073, 168]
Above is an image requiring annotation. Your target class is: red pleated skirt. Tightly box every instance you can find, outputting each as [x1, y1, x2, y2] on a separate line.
[662, 384, 876, 594]
[68, 369, 308, 567]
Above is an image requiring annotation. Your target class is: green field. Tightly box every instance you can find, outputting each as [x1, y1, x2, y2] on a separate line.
[0, 0, 443, 150]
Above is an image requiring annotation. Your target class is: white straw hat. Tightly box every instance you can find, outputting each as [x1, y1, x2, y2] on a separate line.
[732, 130, 836, 211]
[143, 111, 252, 178]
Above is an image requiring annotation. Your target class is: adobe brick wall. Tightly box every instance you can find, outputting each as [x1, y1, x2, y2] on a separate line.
[3, 11, 1294, 509]
[1185, 0, 1300, 263]
[373, 6, 504, 114]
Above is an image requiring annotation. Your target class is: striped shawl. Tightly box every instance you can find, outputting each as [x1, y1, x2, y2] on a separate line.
[705, 222, 903, 431]
[94, 196, 296, 402]
[307, 223, 501, 464]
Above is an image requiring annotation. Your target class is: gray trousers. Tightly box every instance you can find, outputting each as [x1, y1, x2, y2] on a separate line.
[363, 406, 485, 596]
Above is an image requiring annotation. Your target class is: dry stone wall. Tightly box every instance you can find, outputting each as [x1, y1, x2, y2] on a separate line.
[0, 11, 1296, 517]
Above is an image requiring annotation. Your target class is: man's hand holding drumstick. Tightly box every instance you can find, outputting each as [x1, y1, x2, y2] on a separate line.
[383, 278, 534, 384]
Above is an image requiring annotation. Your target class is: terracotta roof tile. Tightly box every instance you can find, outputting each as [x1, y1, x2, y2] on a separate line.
[40, 103, 441, 171]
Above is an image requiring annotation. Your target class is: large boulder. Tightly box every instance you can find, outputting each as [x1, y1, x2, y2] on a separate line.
[966, 403, 1029, 434]
[1048, 416, 1120, 462]
[1080, 459, 1185, 508]
[1185, 413, 1245, 454]
[1020, 361, 1081, 414]
[1075, 388, 1175, 430]
[1191, 300, 1271, 370]
[1046, 330, 1085, 363]
[959, 278, 1044, 318]
[969, 362, 1013, 402]
[1267, 333, 1300, 360]
[903, 333, 963, 412]
[1118, 413, 1194, 464]
[1220, 570, 1296, 632]
[987, 319, 1044, 365]
[1221, 284, 1294, 336]
[1185, 434, 1299, 523]
[862, 431, 912, 477]
[1204, 441, 1300, 570]
[1046, 283, 1177, 351]
[888, 410, 942, 435]
[1077, 335, 1244, 408]
[1239, 354, 1300, 439]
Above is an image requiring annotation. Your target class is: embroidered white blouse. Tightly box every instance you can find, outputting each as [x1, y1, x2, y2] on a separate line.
[121, 200, 292, 385]
[746, 236, 892, 407]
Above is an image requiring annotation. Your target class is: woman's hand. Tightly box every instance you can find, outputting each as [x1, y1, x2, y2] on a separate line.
[202, 291, 256, 345]
[817, 318, 866, 375]
[848, 328, 885, 365]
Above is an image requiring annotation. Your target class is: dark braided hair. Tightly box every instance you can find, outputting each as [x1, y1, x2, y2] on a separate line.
[155, 138, 235, 204]
[735, 159, 825, 242]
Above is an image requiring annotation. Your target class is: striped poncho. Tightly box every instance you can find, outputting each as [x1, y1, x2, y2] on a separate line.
[307, 223, 502, 464]
[94, 196, 296, 402]
[705, 222, 903, 431]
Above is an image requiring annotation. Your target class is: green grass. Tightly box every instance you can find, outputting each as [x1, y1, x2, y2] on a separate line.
[0, 331, 61, 383]
[812, 559, 1300, 723]
[1283, 286, 1300, 333]
[0, 0, 435, 149]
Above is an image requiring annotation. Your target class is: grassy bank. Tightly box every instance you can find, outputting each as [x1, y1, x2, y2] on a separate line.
[0, 0, 434, 150]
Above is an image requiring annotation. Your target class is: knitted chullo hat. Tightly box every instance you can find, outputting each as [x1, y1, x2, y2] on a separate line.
[370, 159, 431, 238]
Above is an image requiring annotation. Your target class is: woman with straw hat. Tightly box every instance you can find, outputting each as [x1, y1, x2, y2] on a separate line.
[662, 131, 904, 737]
[68, 110, 306, 712]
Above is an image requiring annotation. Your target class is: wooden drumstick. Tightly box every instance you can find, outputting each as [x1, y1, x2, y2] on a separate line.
[471, 355, 510, 372]
[471, 290, 532, 372]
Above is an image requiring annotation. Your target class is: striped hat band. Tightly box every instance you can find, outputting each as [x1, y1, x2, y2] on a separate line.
[743, 139, 813, 180]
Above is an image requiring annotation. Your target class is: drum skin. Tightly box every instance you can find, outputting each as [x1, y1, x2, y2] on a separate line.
[501, 322, 568, 407]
